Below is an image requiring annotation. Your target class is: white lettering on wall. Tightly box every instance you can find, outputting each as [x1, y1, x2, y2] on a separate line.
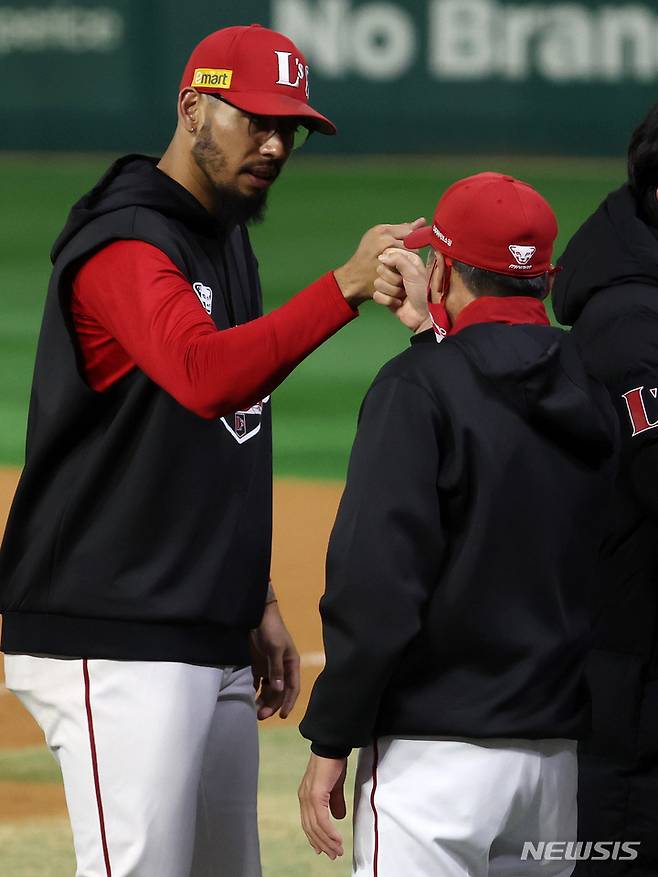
[273, 0, 415, 79]
[537, 6, 594, 82]
[350, 3, 416, 78]
[0, 6, 123, 54]
[272, 0, 347, 75]
[272, 0, 658, 82]
[599, 8, 655, 81]
[429, 0, 494, 78]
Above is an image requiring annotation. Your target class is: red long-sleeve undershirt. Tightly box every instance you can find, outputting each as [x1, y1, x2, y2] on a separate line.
[71, 240, 357, 419]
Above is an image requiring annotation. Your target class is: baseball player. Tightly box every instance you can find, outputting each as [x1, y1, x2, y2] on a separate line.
[0, 24, 422, 877]
[298, 173, 619, 876]
[552, 103, 658, 874]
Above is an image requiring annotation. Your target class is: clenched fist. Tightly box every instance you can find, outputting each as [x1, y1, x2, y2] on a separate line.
[333, 219, 425, 307]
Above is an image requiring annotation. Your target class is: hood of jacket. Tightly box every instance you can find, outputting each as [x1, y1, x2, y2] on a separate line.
[552, 183, 658, 326]
[50, 154, 221, 264]
[449, 323, 616, 462]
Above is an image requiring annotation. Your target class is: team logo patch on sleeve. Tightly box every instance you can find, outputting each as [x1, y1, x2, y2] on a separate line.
[193, 282, 213, 315]
[192, 68, 233, 89]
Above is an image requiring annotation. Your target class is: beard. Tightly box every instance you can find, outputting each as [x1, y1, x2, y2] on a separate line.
[192, 124, 277, 227]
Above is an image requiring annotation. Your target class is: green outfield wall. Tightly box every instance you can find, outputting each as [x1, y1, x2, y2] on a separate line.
[1, 0, 656, 154]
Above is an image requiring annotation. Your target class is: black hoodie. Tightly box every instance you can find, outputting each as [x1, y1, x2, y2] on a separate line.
[554, 185, 658, 523]
[301, 321, 618, 756]
[0, 156, 273, 665]
[553, 187, 658, 871]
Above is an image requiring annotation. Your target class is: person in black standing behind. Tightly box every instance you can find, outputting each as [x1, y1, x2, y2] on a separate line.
[552, 104, 658, 875]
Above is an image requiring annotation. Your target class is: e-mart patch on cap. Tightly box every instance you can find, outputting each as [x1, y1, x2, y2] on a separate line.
[192, 68, 233, 89]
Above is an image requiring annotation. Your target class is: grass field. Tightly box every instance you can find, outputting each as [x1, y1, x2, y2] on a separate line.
[0, 732, 357, 877]
[0, 153, 626, 475]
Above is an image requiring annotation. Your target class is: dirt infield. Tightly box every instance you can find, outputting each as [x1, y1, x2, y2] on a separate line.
[0, 782, 67, 820]
[0, 466, 343, 820]
[0, 468, 17, 538]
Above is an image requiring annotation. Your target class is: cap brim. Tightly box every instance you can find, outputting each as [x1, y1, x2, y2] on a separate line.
[403, 225, 435, 250]
[217, 90, 336, 135]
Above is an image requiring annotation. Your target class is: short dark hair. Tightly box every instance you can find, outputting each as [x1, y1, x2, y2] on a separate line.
[452, 260, 548, 299]
[628, 102, 658, 227]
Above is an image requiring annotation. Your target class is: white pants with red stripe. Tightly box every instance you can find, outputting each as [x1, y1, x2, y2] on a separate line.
[4, 655, 261, 877]
[353, 736, 578, 877]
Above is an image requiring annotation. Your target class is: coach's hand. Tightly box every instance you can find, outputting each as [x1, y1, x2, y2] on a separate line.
[298, 754, 347, 860]
[375, 247, 430, 331]
[334, 218, 426, 307]
[250, 601, 300, 720]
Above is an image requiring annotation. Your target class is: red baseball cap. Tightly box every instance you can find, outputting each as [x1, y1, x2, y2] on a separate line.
[404, 172, 558, 277]
[180, 24, 336, 135]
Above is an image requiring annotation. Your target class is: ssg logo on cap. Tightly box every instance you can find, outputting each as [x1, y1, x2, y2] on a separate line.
[192, 68, 233, 88]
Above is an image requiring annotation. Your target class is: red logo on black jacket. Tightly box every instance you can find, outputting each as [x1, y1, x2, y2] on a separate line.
[622, 385, 658, 436]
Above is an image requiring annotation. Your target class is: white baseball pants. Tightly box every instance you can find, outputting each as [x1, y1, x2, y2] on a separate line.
[4, 654, 261, 877]
[353, 736, 578, 877]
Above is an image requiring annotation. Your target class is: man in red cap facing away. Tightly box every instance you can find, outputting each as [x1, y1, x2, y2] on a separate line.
[299, 173, 619, 876]
[0, 23, 422, 877]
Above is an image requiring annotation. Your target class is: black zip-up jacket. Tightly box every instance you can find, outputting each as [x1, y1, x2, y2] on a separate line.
[553, 185, 658, 875]
[0, 155, 273, 665]
[301, 320, 618, 756]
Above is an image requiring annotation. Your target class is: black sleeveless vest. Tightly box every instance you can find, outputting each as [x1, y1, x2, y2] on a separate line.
[0, 156, 272, 665]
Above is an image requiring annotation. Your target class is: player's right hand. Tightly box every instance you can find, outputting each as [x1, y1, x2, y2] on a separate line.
[298, 754, 347, 860]
[250, 601, 300, 721]
[333, 219, 425, 307]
